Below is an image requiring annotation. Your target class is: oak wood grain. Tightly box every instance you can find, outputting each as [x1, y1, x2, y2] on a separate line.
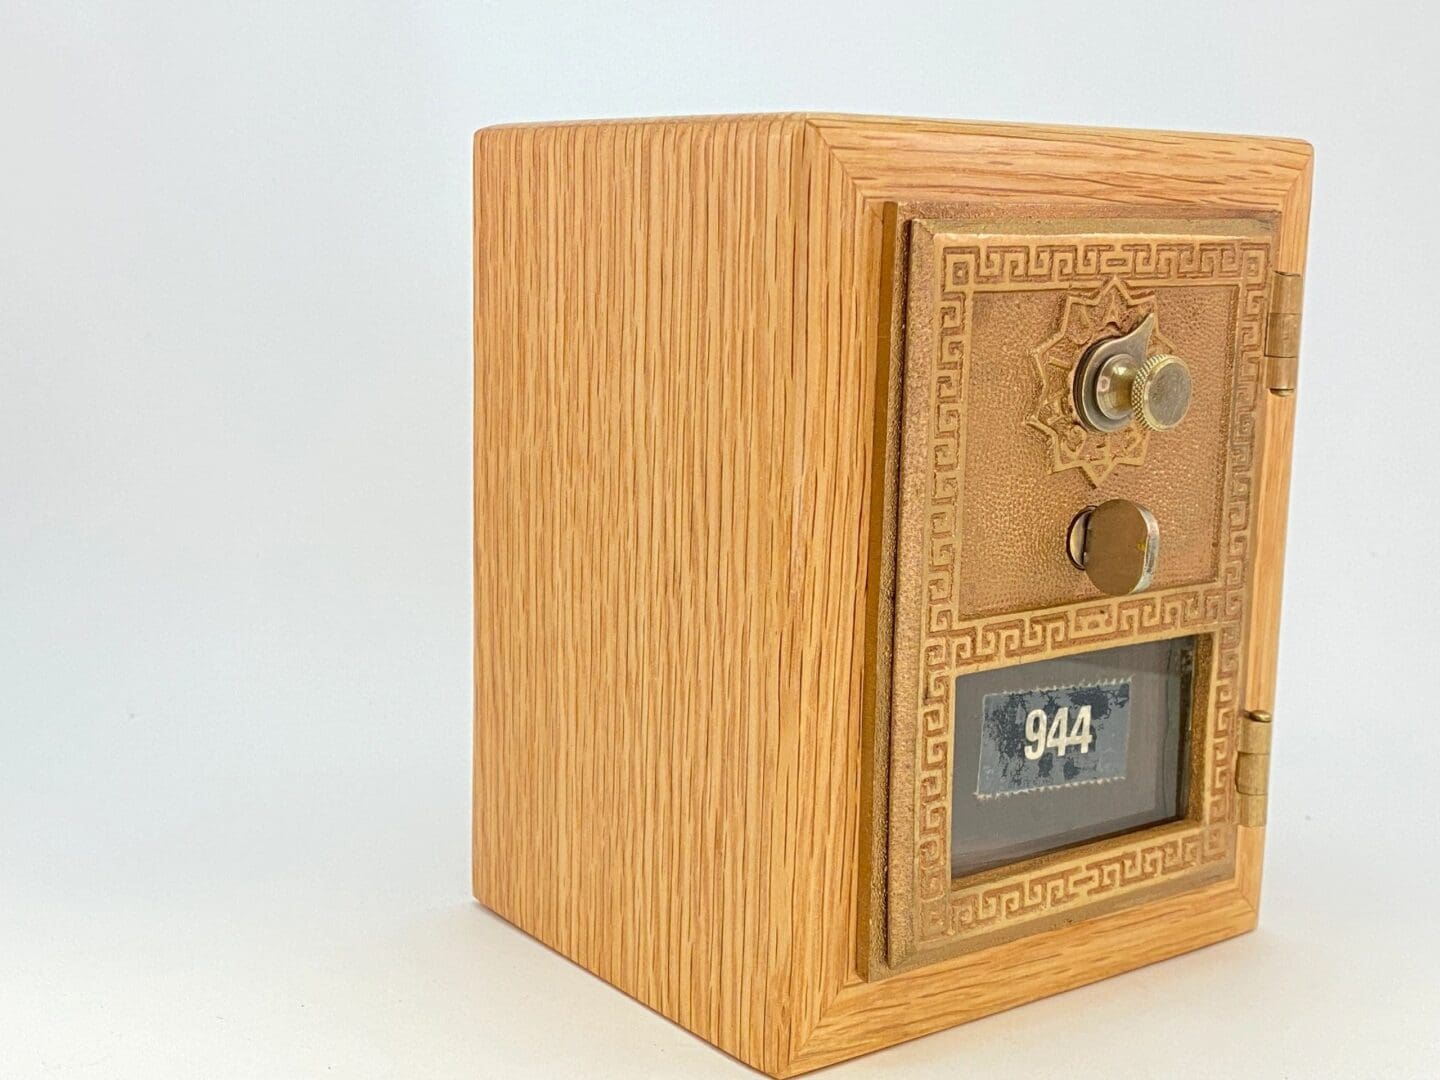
[474, 114, 1311, 1077]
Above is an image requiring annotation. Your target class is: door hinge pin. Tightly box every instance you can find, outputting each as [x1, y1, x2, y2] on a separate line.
[1236, 709, 1273, 826]
[1264, 272, 1303, 396]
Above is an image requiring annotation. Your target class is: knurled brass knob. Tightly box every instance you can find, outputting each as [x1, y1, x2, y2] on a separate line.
[1067, 499, 1161, 596]
[1130, 353, 1192, 431]
[1074, 315, 1194, 433]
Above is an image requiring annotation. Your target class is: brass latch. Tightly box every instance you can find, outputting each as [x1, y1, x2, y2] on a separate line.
[1236, 710, 1273, 826]
[1265, 272, 1303, 396]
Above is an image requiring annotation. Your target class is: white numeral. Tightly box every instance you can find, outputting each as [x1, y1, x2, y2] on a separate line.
[1024, 709, 1047, 760]
[1024, 704, 1092, 760]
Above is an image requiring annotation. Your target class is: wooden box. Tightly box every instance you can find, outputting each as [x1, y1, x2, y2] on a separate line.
[472, 114, 1311, 1076]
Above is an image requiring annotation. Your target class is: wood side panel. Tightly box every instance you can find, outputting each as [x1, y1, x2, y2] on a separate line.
[473, 115, 816, 1071]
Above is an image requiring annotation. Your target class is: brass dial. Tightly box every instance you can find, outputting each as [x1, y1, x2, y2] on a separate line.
[1074, 315, 1193, 433]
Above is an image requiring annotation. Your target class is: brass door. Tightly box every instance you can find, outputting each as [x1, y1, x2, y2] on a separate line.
[882, 214, 1279, 968]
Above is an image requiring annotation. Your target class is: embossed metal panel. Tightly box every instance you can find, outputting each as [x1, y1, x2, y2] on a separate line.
[885, 215, 1274, 966]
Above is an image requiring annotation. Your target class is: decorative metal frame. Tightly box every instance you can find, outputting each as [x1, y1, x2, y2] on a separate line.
[885, 218, 1273, 966]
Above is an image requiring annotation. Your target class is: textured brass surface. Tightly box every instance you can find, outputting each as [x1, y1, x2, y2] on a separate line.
[933, 238, 1247, 618]
[885, 215, 1275, 966]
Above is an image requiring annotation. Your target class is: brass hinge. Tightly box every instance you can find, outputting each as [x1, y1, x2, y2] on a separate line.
[1265, 272, 1304, 396]
[1236, 709, 1273, 826]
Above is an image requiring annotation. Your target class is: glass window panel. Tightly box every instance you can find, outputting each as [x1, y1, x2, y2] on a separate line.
[950, 635, 1196, 878]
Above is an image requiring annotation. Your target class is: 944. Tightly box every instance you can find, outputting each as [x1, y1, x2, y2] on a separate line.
[1023, 705, 1094, 760]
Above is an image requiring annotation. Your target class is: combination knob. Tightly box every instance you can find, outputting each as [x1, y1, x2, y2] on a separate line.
[1127, 353, 1192, 431]
[1074, 314, 1193, 433]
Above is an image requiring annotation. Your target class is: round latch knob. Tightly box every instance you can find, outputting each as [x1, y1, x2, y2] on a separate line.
[1067, 499, 1160, 596]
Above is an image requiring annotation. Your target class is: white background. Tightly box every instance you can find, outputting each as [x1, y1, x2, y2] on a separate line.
[2, 2, 1437, 1077]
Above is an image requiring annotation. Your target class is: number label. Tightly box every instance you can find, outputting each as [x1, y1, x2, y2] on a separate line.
[976, 681, 1129, 798]
[1023, 705, 1093, 760]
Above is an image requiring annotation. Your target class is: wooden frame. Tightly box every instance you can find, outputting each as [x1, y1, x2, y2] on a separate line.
[473, 114, 1311, 1077]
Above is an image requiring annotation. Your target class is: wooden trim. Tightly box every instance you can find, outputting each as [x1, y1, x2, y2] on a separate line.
[784, 827, 1265, 1077]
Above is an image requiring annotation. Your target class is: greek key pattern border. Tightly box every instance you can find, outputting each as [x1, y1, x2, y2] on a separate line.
[905, 232, 1271, 953]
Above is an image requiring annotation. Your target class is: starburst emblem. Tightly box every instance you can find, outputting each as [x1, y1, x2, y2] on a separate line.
[1025, 279, 1176, 485]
